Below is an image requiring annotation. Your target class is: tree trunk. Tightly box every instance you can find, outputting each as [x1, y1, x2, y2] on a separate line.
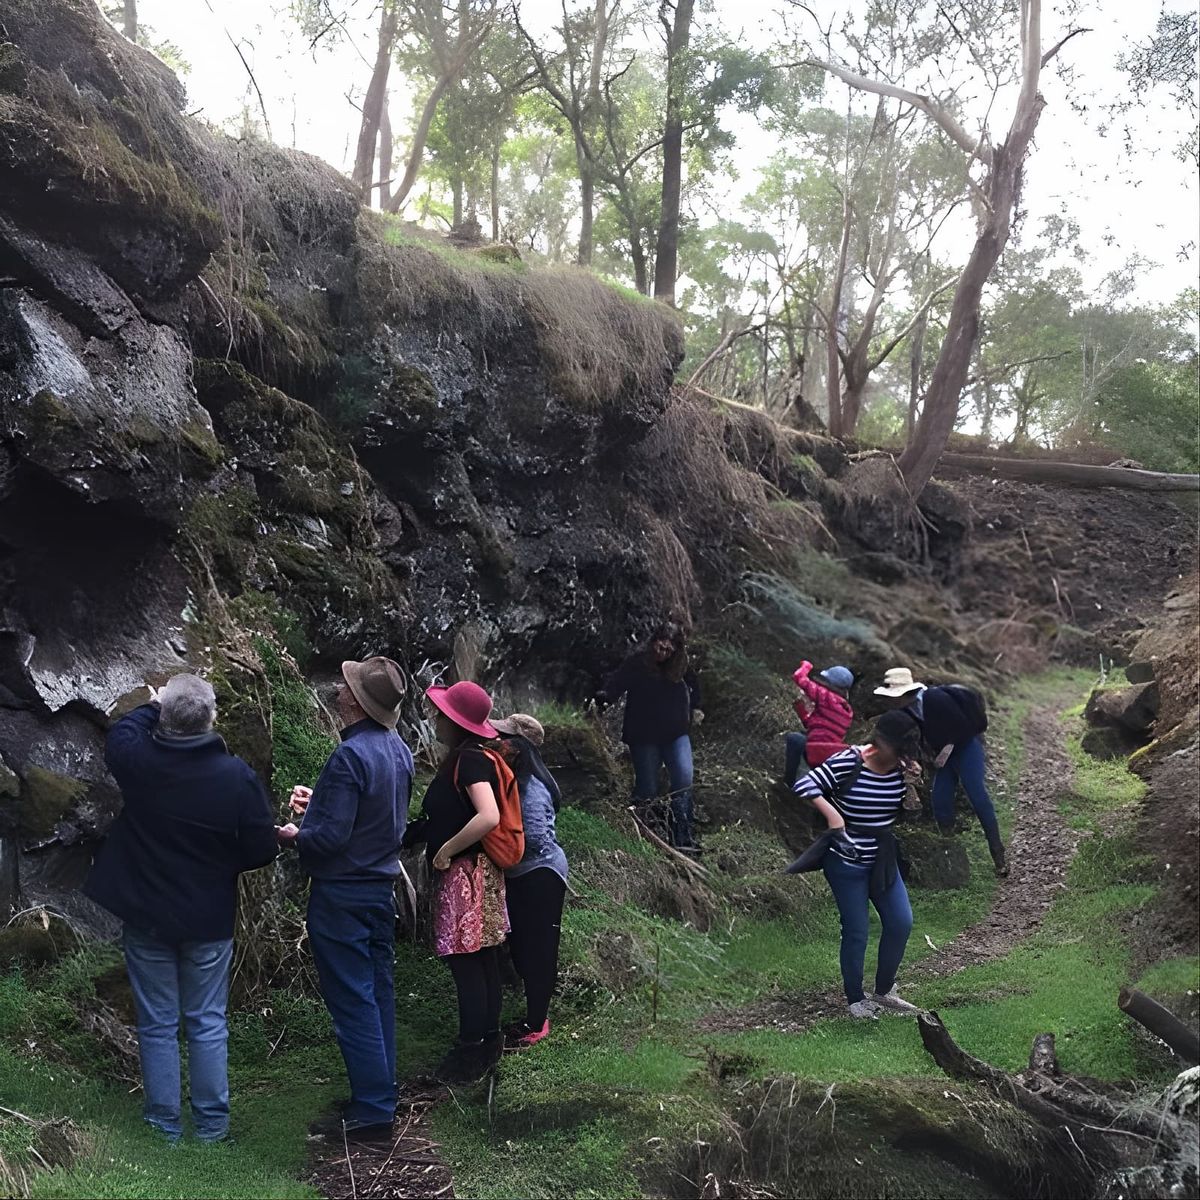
[123, 0, 137, 40]
[452, 177, 464, 229]
[490, 143, 500, 242]
[898, 112, 1042, 495]
[630, 232, 649, 294]
[385, 71, 459, 214]
[351, 1, 399, 200]
[579, 160, 595, 265]
[824, 200, 853, 438]
[652, 0, 695, 305]
[908, 307, 927, 440]
[377, 97, 393, 209]
[842, 376, 866, 437]
[937, 454, 1200, 492]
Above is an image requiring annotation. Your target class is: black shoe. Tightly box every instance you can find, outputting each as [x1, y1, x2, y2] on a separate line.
[991, 844, 1009, 878]
[434, 1040, 494, 1086]
[308, 1113, 395, 1142]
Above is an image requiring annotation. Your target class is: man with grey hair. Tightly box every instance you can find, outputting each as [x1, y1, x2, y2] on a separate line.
[85, 673, 278, 1143]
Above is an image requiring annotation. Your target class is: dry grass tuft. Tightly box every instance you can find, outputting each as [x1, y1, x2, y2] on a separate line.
[356, 215, 683, 409]
[629, 393, 819, 584]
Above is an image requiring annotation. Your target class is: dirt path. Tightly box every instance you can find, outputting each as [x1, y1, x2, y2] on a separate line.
[310, 1083, 456, 1200]
[700, 696, 1086, 1034]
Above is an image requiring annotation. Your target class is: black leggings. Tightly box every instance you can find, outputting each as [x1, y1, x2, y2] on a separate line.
[505, 868, 566, 1029]
[444, 946, 501, 1044]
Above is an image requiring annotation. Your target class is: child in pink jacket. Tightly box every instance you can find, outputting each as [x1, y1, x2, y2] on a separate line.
[784, 661, 854, 786]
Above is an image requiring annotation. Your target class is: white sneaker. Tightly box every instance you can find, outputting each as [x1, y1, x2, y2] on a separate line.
[848, 999, 880, 1019]
[872, 987, 920, 1014]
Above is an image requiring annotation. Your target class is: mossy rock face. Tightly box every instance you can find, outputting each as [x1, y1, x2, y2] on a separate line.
[0, 914, 79, 967]
[542, 720, 624, 810]
[20, 766, 88, 839]
[899, 826, 973, 890]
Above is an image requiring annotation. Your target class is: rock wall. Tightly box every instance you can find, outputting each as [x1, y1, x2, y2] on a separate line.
[0, 0, 1195, 925]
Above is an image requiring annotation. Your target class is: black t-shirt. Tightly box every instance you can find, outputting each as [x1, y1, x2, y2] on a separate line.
[421, 741, 500, 866]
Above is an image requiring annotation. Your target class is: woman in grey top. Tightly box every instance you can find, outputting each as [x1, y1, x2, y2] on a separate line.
[493, 714, 568, 1050]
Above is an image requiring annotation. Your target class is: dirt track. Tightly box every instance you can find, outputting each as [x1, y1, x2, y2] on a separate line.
[699, 693, 1085, 1034]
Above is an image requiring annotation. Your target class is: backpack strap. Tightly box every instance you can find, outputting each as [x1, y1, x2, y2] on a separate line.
[823, 749, 865, 805]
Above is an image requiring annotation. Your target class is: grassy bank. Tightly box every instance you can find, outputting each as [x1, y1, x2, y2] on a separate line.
[0, 669, 1179, 1199]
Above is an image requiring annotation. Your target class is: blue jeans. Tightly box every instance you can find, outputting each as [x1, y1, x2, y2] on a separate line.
[122, 926, 232, 1141]
[630, 736, 695, 846]
[307, 878, 397, 1126]
[784, 731, 809, 786]
[931, 737, 1003, 851]
[823, 855, 913, 1004]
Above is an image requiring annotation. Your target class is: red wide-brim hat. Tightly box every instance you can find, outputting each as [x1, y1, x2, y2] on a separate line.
[425, 681, 497, 739]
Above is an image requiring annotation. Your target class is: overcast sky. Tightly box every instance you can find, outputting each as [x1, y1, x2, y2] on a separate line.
[136, 0, 1198, 306]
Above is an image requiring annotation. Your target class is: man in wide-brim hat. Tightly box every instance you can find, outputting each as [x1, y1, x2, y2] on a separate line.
[276, 656, 414, 1141]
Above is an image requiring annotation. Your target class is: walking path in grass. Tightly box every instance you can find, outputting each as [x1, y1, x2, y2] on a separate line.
[698, 687, 1086, 1035]
[309, 1083, 454, 1200]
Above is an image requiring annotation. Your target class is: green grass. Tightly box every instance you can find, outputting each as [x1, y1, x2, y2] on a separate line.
[532, 700, 590, 729]
[0, 668, 1173, 1199]
[0, 969, 338, 1199]
[1135, 956, 1200, 1000]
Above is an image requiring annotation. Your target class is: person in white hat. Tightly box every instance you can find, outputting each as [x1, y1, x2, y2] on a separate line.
[874, 668, 1007, 877]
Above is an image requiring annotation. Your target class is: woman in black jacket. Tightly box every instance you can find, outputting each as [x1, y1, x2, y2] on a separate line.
[601, 621, 702, 851]
[875, 667, 1007, 876]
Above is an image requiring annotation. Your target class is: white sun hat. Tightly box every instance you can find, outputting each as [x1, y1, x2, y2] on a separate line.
[874, 667, 926, 697]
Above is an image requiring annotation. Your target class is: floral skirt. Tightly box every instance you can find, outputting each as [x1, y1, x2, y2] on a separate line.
[432, 853, 509, 957]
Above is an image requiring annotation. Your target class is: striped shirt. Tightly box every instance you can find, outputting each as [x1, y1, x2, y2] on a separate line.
[794, 747, 906, 865]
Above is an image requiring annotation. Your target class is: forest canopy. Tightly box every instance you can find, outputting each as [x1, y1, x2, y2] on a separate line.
[109, 0, 1200, 477]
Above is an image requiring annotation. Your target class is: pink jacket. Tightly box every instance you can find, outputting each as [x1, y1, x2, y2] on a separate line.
[793, 661, 854, 764]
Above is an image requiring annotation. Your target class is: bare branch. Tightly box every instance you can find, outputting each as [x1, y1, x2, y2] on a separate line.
[804, 57, 993, 166]
[1041, 27, 1091, 67]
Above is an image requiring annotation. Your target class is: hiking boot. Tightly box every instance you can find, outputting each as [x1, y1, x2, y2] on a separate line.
[871, 987, 921, 1014]
[848, 999, 880, 1020]
[990, 843, 1009, 878]
[434, 1039, 494, 1086]
[505, 1019, 550, 1051]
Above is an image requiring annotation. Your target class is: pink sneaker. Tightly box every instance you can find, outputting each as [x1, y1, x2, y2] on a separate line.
[506, 1020, 550, 1050]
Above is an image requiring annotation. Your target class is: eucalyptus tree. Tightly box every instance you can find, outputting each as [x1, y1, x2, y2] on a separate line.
[792, 0, 1090, 497]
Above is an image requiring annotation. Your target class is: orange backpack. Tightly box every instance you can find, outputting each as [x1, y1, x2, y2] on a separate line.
[455, 746, 525, 869]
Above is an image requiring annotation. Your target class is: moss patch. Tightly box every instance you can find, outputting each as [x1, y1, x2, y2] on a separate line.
[19, 767, 88, 839]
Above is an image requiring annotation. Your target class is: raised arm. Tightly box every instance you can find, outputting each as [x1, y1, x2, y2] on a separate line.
[104, 703, 160, 782]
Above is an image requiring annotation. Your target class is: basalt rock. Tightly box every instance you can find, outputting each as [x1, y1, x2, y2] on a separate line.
[1085, 682, 1160, 735]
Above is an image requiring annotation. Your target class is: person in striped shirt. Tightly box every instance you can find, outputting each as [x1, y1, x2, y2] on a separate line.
[794, 710, 922, 1019]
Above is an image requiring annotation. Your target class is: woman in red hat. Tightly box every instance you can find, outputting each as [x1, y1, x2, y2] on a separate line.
[413, 680, 509, 1084]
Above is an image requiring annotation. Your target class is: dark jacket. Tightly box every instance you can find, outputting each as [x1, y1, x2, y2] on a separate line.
[907, 685, 988, 752]
[785, 826, 906, 900]
[84, 704, 278, 944]
[297, 718, 413, 881]
[603, 652, 701, 746]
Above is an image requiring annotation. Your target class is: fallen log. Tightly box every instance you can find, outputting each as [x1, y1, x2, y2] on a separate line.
[937, 453, 1200, 492]
[1119, 987, 1200, 1065]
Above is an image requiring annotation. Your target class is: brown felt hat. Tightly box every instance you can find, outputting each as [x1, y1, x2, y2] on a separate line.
[492, 713, 545, 746]
[341, 657, 406, 728]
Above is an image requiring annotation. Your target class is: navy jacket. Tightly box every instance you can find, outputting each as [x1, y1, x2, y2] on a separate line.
[84, 705, 278, 944]
[603, 653, 701, 746]
[297, 718, 413, 881]
[906, 685, 988, 751]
